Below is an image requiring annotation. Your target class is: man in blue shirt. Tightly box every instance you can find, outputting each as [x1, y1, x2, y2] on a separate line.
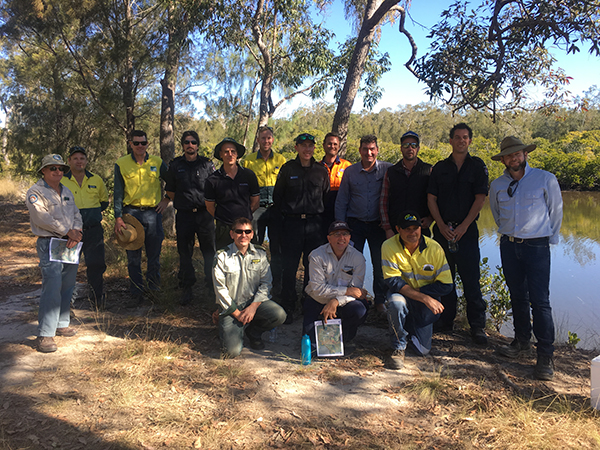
[489, 136, 563, 380]
[335, 134, 392, 309]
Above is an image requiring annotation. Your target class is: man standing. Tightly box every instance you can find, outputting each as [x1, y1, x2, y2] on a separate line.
[490, 136, 563, 380]
[380, 131, 432, 239]
[381, 211, 453, 369]
[273, 133, 329, 323]
[205, 138, 260, 250]
[319, 133, 351, 234]
[304, 220, 369, 348]
[427, 123, 489, 345]
[114, 130, 170, 305]
[26, 154, 82, 352]
[213, 218, 287, 358]
[335, 134, 392, 311]
[62, 146, 109, 308]
[165, 131, 216, 305]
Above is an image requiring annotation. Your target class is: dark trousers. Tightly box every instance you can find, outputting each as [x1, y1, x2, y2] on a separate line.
[215, 219, 233, 251]
[175, 209, 216, 290]
[433, 222, 486, 330]
[280, 215, 324, 313]
[81, 223, 106, 302]
[267, 208, 283, 289]
[347, 218, 387, 304]
[302, 296, 369, 348]
[500, 236, 554, 356]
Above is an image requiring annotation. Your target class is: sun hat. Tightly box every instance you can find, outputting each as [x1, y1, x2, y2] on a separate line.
[115, 214, 145, 251]
[492, 136, 536, 161]
[38, 154, 70, 174]
[214, 138, 246, 160]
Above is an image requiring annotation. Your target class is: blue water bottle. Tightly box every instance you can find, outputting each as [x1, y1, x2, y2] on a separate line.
[301, 334, 312, 365]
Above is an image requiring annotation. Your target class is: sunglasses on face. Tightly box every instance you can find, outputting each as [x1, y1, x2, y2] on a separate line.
[131, 141, 148, 146]
[507, 179, 519, 197]
[48, 166, 65, 172]
[234, 229, 253, 235]
[184, 140, 198, 145]
[402, 142, 418, 149]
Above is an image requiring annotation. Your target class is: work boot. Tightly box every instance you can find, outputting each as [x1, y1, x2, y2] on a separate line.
[245, 329, 265, 350]
[534, 354, 554, 381]
[498, 339, 531, 358]
[387, 349, 405, 370]
[56, 327, 77, 337]
[180, 287, 193, 306]
[36, 336, 57, 353]
[471, 328, 489, 346]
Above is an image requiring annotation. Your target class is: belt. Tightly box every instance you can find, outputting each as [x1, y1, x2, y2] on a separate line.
[503, 235, 549, 244]
[179, 207, 204, 213]
[285, 213, 318, 219]
[260, 202, 273, 207]
[124, 205, 155, 211]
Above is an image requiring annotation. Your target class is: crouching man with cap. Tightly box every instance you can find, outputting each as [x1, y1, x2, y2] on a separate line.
[303, 220, 369, 349]
[26, 154, 83, 352]
[213, 218, 287, 358]
[381, 211, 453, 369]
[490, 136, 563, 380]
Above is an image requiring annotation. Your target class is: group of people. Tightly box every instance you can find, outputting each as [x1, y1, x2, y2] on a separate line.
[26, 124, 562, 381]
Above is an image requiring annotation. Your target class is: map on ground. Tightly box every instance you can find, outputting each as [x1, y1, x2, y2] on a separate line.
[314, 319, 344, 357]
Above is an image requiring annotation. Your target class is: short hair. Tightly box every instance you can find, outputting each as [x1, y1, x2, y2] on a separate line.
[257, 126, 274, 137]
[450, 123, 473, 139]
[359, 134, 378, 147]
[323, 132, 341, 146]
[131, 130, 147, 140]
[181, 130, 199, 146]
[230, 217, 253, 231]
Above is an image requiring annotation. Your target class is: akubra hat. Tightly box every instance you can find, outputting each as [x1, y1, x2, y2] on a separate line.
[115, 214, 145, 251]
[214, 138, 246, 161]
[38, 154, 70, 174]
[492, 136, 536, 161]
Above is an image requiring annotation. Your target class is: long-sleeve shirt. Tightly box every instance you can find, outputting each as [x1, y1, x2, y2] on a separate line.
[61, 170, 109, 228]
[26, 179, 83, 237]
[489, 162, 563, 244]
[242, 150, 287, 205]
[305, 243, 366, 307]
[213, 243, 272, 316]
[335, 159, 392, 222]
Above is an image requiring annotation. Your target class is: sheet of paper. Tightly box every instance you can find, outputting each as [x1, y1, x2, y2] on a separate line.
[49, 238, 82, 264]
[314, 319, 344, 357]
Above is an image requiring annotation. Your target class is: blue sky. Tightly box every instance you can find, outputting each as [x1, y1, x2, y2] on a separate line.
[275, 0, 600, 116]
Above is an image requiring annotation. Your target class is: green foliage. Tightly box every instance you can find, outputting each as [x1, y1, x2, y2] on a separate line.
[568, 331, 581, 349]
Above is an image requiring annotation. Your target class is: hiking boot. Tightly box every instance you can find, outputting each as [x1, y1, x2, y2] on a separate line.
[36, 336, 57, 353]
[534, 354, 554, 381]
[245, 330, 265, 350]
[180, 287, 193, 306]
[471, 328, 489, 346]
[387, 349, 405, 370]
[498, 339, 531, 358]
[56, 327, 77, 337]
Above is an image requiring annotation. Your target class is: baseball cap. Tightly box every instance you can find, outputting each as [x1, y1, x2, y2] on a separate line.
[400, 131, 420, 144]
[68, 146, 87, 157]
[328, 220, 352, 234]
[397, 211, 421, 229]
[295, 133, 316, 144]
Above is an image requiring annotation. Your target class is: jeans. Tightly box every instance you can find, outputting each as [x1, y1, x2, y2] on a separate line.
[346, 218, 387, 304]
[36, 238, 79, 337]
[433, 222, 487, 330]
[302, 296, 369, 348]
[219, 300, 287, 357]
[386, 292, 441, 354]
[123, 207, 164, 295]
[500, 236, 554, 356]
[175, 209, 216, 290]
[81, 223, 106, 302]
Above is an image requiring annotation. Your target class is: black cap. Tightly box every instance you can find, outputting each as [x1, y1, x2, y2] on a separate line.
[328, 220, 352, 234]
[397, 211, 421, 229]
[68, 146, 87, 157]
[214, 138, 246, 160]
[295, 133, 316, 144]
[400, 131, 420, 144]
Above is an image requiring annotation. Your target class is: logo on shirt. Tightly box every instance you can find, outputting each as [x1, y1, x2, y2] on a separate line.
[29, 194, 38, 204]
[63, 196, 71, 201]
[252, 259, 260, 265]
[423, 264, 434, 272]
[150, 166, 157, 172]
[343, 265, 354, 276]
[290, 176, 298, 180]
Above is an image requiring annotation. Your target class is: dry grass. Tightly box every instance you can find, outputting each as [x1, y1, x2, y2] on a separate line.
[0, 174, 31, 202]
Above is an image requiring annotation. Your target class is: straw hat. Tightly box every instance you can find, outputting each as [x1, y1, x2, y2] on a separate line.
[115, 214, 145, 250]
[492, 136, 536, 161]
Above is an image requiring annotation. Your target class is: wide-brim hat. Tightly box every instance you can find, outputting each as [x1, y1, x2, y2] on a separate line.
[492, 136, 536, 161]
[38, 154, 70, 174]
[214, 138, 246, 160]
[116, 214, 145, 251]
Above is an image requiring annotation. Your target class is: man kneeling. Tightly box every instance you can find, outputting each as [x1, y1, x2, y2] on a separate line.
[303, 221, 369, 350]
[381, 211, 453, 369]
[213, 218, 286, 357]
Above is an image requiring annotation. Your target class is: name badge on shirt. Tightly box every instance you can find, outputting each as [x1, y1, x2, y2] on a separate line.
[342, 265, 354, 276]
[290, 176, 298, 180]
[89, 185, 97, 189]
[63, 196, 71, 201]
[423, 264, 434, 272]
[252, 259, 260, 265]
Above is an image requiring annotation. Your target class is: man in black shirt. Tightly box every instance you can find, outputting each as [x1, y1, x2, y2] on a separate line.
[427, 123, 489, 345]
[273, 133, 330, 323]
[165, 131, 216, 305]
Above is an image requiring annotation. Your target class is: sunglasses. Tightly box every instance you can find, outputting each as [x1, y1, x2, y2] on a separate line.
[402, 142, 418, 149]
[184, 140, 198, 145]
[507, 179, 519, 197]
[131, 141, 148, 146]
[48, 166, 66, 172]
[296, 133, 315, 143]
[234, 229, 253, 235]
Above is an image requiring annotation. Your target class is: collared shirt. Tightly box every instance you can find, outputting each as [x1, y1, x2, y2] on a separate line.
[381, 234, 453, 296]
[305, 242, 366, 307]
[272, 156, 330, 215]
[164, 154, 215, 211]
[62, 170, 109, 228]
[242, 150, 287, 204]
[427, 153, 488, 223]
[213, 243, 272, 316]
[489, 162, 563, 244]
[335, 159, 393, 222]
[204, 164, 260, 224]
[319, 157, 352, 192]
[380, 158, 431, 232]
[113, 152, 168, 218]
[26, 179, 83, 237]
